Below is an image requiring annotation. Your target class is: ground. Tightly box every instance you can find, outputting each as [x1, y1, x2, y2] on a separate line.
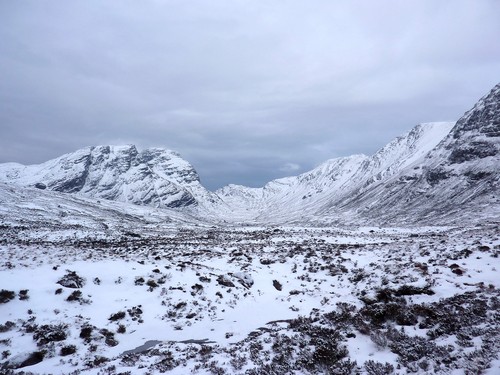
[0, 223, 499, 374]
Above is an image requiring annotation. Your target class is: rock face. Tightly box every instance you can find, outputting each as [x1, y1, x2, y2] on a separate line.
[0, 145, 219, 209]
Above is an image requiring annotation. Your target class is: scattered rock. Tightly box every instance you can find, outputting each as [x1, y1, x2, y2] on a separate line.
[2, 351, 45, 369]
[217, 275, 235, 287]
[273, 280, 283, 291]
[233, 272, 254, 288]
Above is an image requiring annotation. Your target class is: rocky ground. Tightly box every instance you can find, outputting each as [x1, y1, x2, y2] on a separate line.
[0, 222, 499, 374]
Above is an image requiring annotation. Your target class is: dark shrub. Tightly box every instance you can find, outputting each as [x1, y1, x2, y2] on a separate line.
[109, 311, 126, 321]
[87, 356, 109, 367]
[33, 324, 68, 346]
[0, 290, 15, 304]
[0, 321, 15, 333]
[66, 290, 82, 302]
[100, 328, 118, 346]
[146, 279, 159, 290]
[105, 337, 119, 347]
[80, 326, 93, 340]
[18, 290, 29, 301]
[57, 270, 85, 288]
[394, 285, 434, 296]
[127, 306, 143, 320]
[364, 360, 395, 374]
[60, 345, 77, 356]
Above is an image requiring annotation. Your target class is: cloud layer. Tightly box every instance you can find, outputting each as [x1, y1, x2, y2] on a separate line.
[1, 1, 499, 189]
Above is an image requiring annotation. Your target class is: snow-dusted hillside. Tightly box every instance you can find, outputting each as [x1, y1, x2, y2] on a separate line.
[0, 145, 220, 210]
[331, 83, 500, 224]
[216, 84, 500, 225]
[0, 84, 498, 226]
[216, 122, 455, 223]
[0, 182, 208, 242]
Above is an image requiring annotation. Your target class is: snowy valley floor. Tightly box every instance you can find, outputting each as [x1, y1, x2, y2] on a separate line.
[0, 223, 499, 374]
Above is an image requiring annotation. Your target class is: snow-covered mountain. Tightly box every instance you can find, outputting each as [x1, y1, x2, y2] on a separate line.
[217, 84, 500, 224]
[330, 83, 500, 224]
[1, 84, 498, 226]
[0, 145, 220, 210]
[0, 180, 210, 243]
[216, 122, 455, 222]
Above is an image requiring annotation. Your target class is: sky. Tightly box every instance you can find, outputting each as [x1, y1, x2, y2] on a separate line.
[1, 1, 499, 190]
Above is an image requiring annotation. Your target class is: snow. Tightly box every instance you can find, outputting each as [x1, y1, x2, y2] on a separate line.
[1, 219, 498, 374]
[215, 121, 457, 223]
[0, 83, 499, 374]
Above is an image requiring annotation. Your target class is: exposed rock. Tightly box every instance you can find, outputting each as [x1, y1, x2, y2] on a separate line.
[1, 351, 45, 370]
[233, 272, 254, 288]
[273, 280, 283, 291]
[57, 271, 85, 289]
[217, 275, 235, 287]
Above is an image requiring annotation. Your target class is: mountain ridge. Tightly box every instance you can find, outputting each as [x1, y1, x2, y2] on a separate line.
[0, 144, 220, 210]
[1, 83, 499, 225]
[216, 122, 456, 223]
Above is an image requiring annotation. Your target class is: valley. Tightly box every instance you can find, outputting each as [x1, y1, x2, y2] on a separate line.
[0, 83, 499, 374]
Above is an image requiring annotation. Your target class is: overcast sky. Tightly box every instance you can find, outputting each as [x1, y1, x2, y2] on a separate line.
[1, 1, 499, 190]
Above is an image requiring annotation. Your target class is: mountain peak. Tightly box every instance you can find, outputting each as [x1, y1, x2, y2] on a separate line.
[0, 145, 215, 209]
[442, 83, 500, 165]
[452, 83, 500, 138]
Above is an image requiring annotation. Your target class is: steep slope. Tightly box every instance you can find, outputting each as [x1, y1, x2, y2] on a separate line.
[217, 122, 455, 222]
[331, 83, 500, 224]
[0, 145, 220, 210]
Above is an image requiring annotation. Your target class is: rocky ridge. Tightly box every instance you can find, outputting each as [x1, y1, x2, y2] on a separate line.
[0, 145, 220, 210]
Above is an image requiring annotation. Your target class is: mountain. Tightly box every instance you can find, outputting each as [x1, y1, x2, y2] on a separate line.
[1, 84, 498, 226]
[0, 181, 208, 243]
[216, 83, 500, 225]
[332, 83, 500, 224]
[216, 122, 455, 223]
[0, 145, 220, 210]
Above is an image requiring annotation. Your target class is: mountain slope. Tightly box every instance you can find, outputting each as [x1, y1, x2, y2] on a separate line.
[0, 145, 220, 210]
[0, 181, 209, 242]
[216, 122, 455, 222]
[1, 84, 498, 226]
[329, 83, 500, 224]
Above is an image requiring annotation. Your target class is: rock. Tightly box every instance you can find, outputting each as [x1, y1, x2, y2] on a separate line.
[273, 280, 283, 291]
[217, 275, 235, 287]
[2, 351, 45, 369]
[233, 272, 254, 288]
